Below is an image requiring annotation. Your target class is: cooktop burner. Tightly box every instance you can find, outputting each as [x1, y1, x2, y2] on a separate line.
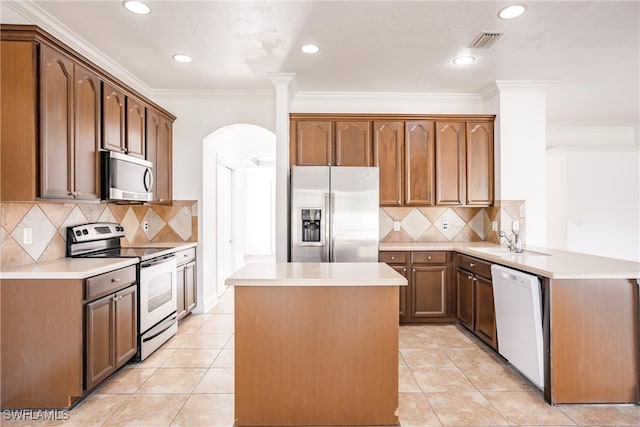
[80, 247, 170, 260]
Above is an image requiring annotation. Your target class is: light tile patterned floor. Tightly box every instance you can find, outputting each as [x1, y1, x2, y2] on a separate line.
[4, 287, 639, 426]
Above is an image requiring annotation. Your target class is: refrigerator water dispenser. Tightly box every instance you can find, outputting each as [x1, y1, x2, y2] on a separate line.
[300, 208, 322, 245]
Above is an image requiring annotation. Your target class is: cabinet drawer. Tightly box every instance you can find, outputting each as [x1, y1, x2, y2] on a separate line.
[175, 247, 196, 266]
[411, 251, 447, 264]
[457, 254, 492, 278]
[86, 265, 136, 302]
[379, 251, 407, 264]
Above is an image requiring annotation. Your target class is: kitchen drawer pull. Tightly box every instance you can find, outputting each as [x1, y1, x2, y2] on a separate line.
[427, 256, 432, 260]
[390, 256, 395, 260]
[472, 277, 478, 282]
[111, 278, 120, 283]
[467, 275, 473, 280]
[469, 263, 476, 267]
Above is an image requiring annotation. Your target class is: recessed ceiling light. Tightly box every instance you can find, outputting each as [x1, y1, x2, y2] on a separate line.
[498, 4, 526, 19]
[172, 54, 192, 63]
[123, 1, 151, 15]
[300, 44, 320, 54]
[453, 56, 475, 65]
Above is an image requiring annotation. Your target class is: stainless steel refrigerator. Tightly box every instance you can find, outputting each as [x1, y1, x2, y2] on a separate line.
[290, 166, 379, 262]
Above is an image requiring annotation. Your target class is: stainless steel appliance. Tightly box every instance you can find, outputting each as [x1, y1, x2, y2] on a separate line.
[67, 222, 177, 361]
[290, 166, 379, 262]
[101, 151, 153, 202]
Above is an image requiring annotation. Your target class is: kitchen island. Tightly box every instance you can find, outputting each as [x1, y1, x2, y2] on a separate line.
[225, 262, 407, 427]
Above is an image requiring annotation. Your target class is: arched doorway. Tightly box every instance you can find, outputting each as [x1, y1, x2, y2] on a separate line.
[201, 124, 276, 311]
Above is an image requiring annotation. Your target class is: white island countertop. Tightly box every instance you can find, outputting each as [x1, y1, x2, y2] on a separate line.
[226, 262, 408, 286]
[0, 257, 139, 280]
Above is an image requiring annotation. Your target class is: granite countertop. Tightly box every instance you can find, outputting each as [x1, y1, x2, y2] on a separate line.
[226, 262, 408, 287]
[379, 242, 640, 280]
[1, 242, 198, 280]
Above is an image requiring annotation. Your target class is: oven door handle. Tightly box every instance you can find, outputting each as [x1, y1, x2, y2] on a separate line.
[142, 314, 177, 342]
[140, 253, 175, 268]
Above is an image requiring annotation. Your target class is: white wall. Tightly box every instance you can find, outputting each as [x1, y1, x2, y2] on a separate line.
[547, 145, 640, 262]
[244, 167, 276, 256]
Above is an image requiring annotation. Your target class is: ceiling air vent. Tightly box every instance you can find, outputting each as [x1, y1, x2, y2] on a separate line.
[470, 32, 503, 49]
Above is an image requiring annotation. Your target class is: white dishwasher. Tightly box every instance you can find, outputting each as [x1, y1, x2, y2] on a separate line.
[491, 264, 544, 388]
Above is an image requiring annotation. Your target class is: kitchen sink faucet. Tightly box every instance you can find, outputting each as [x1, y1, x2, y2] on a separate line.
[499, 229, 522, 253]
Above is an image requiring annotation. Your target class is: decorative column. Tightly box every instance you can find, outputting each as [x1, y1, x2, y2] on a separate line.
[269, 73, 296, 261]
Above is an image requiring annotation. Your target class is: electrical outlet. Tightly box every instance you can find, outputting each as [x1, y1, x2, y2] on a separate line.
[512, 220, 520, 231]
[142, 221, 149, 231]
[491, 221, 498, 231]
[23, 228, 32, 245]
[442, 220, 449, 231]
[393, 221, 400, 231]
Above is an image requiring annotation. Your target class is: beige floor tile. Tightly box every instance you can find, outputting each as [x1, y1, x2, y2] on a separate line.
[399, 334, 440, 349]
[96, 367, 156, 394]
[484, 391, 576, 425]
[162, 333, 193, 349]
[49, 394, 130, 426]
[429, 330, 476, 348]
[130, 348, 176, 368]
[398, 392, 442, 426]
[182, 333, 232, 349]
[412, 366, 477, 393]
[161, 348, 221, 368]
[193, 368, 235, 394]
[427, 391, 509, 426]
[102, 394, 188, 426]
[224, 335, 235, 349]
[207, 313, 234, 323]
[137, 368, 206, 394]
[399, 364, 422, 392]
[175, 322, 202, 335]
[444, 347, 504, 369]
[559, 404, 640, 425]
[179, 314, 214, 326]
[401, 348, 458, 369]
[211, 348, 235, 368]
[197, 320, 234, 334]
[459, 363, 532, 391]
[170, 393, 235, 427]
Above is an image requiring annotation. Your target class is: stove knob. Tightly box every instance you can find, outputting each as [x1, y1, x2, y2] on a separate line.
[82, 229, 89, 235]
[75, 230, 82, 237]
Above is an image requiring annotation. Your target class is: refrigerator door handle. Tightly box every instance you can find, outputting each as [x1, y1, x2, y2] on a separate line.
[324, 191, 331, 262]
[330, 192, 336, 262]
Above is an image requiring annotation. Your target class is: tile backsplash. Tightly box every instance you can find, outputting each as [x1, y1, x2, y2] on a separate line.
[380, 200, 525, 245]
[1, 200, 198, 270]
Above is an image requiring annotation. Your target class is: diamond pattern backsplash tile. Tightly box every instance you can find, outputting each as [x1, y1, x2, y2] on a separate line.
[0, 200, 198, 270]
[380, 201, 525, 243]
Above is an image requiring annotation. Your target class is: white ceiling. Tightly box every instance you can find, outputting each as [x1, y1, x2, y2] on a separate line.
[3, 1, 639, 127]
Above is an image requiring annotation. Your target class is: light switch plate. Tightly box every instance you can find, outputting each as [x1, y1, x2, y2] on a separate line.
[491, 221, 498, 231]
[23, 228, 32, 245]
[142, 221, 149, 231]
[442, 221, 449, 231]
[393, 221, 400, 231]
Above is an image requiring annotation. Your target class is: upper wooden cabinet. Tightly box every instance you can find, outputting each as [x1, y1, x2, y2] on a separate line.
[290, 117, 373, 167]
[0, 25, 176, 202]
[146, 107, 173, 204]
[294, 114, 494, 207]
[39, 44, 101, 201]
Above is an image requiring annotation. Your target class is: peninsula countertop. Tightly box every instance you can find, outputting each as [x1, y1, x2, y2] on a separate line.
[225, 262, 408, 286]
[379, 242, 640, 280]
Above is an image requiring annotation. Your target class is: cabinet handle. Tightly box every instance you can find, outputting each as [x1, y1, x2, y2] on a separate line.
[427, 256, 432, 260]
[472, 277, 478, 282]
[469, 263, 476, 267]
[67, 191, 73, 196]
[402, 268, 407, 273]
[112, 296, 118, 301]
[111, 278, 120, 283]
[467, 275, 473, 280]
[390, 256, 395, 260]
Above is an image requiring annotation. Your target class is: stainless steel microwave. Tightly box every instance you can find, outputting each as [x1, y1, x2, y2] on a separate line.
[101, 151, 153, 202]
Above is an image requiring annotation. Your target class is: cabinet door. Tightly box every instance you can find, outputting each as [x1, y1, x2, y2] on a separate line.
[40, 45, 74, 199]
[334, 121, 372, 166]
[114, 285, 137, 368]
[146, 108, 173, 203]
[176, 263, 186, 320]
[435, 121, 465, 205]
[126, 96, 146, 158]
[86, 294, 115, 390]
[374, 121, 404, 206]
[474, 275, 497, 349]
[404, 121, 435, 206]
[73, 64, 101, 200]
[411, 265, 447, 318]
[292, 120, 333, 166]
[392, 265, 408, 320]
[102, 82, 126, 153]
[185, 261, 197, 313]
[457, 269, 474, 329]
[466, 122, 494, 205]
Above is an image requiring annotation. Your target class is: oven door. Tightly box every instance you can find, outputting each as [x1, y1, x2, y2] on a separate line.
[139, 254, 177, 333]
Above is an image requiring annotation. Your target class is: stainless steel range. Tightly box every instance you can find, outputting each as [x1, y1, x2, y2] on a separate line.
[67, 222, 178, 361]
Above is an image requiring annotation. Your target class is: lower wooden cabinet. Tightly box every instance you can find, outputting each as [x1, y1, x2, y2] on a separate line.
[380, 251, 455, 323]
[176, 247, 197, 321]
[86, 284, 137, 391]
[456, 254, 497, 349]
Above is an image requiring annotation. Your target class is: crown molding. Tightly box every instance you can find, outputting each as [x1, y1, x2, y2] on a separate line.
[5, 0, 153, 97]
[295, 91, 482, 102]
[150, 88, 274, 99]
